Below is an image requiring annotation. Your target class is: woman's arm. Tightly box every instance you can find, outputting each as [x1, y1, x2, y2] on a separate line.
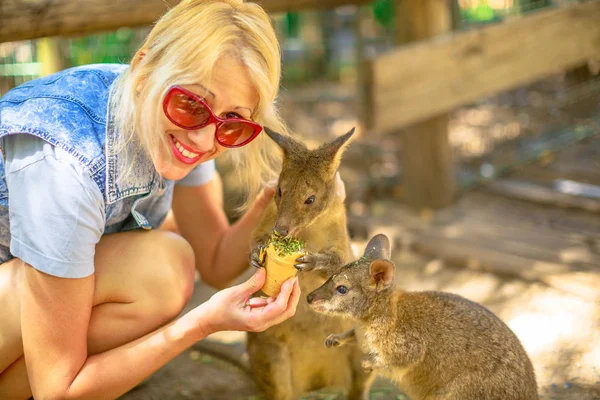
[21, 263, 299, 400]
[21, 263, 208, 400]
[172, 174, 275, 289]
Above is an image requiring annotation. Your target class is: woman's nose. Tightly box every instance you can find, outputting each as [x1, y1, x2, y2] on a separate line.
[187, 124, 216, 151]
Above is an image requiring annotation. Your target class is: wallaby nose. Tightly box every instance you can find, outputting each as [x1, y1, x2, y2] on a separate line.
[274, 225, 289, 237]
[306, 293, 315, 304]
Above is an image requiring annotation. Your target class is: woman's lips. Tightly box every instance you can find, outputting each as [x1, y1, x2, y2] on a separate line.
[169, 135, 205, 165]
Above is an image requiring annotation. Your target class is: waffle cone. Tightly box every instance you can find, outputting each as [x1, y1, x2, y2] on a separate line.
[261, 244, 302, 297]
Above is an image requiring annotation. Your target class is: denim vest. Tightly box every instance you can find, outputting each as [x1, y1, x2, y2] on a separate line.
[0, 64, 175, 255]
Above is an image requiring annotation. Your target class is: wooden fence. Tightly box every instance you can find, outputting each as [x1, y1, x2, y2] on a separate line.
[0, 0, 371, 42]
[1, 0, 598, 209]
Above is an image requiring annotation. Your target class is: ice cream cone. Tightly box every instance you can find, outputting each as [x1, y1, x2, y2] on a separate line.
[261, 243, 303, 297]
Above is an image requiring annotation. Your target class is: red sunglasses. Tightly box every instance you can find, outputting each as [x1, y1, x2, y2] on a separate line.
[163, 85, 263, 148]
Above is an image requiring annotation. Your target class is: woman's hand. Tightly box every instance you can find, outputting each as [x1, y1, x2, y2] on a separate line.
[197, 267, 300, 334]
[244, 185, 276, 223]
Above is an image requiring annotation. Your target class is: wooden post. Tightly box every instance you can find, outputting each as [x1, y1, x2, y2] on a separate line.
[37, 38, 64, 77]
[450, 0, 462, 31]
[395, 0, 455, 209]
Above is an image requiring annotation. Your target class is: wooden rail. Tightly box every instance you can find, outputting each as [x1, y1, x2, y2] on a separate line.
[0, 0, 371, 43]
[368, 0, 600, 134]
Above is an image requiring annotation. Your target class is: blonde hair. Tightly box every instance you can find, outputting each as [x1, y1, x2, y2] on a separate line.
[110, 0, 286, 209]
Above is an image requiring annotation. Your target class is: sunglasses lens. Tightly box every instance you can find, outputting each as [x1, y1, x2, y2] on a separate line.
[166, 91, 210, 128]
[216, 121, 258, 147]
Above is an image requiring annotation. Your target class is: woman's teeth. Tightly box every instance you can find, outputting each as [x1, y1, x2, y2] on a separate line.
[174, 138, 200, 159]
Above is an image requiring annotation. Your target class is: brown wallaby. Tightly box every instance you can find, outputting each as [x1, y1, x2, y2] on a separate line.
[246, 127, 373, 400]
[307, 234, 538, 400]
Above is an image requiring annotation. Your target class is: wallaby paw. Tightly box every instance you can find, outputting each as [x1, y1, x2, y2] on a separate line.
[325, 334, 342, 348]
[296, 251, 342, 274]
[250, 244, 267, 269]
[294, 253, 317, 272]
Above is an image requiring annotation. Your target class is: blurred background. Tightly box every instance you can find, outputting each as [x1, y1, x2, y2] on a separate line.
[1, 0, 599, 399]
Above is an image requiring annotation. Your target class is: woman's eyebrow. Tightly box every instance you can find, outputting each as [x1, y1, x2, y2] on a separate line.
[235, 105, 253, 114]
[195, 84, 253, 115]
[195, 84, 215, 99]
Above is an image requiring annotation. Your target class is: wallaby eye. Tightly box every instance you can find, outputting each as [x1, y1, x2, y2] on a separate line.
[305, 195, 315, 205]
[277, 187, 282, 197]
[335, 285, 349, 295]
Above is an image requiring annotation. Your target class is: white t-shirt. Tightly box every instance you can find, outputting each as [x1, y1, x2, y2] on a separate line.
[3, 134, 215, 278]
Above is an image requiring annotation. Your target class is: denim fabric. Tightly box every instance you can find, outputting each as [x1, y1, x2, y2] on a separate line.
[0, 64, 175, 262]
[5, 135, 106, 277]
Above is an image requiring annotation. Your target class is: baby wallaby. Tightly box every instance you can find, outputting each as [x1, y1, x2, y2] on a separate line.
[307, 234, 538, 400]
[246, 127, 372, 400]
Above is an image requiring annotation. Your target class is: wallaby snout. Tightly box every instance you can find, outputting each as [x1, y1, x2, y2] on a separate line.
[306, 289, 329, 313]
[306, 278, 333, 304]
[306, 289, 327, 305]
[273, 223, 290, 237]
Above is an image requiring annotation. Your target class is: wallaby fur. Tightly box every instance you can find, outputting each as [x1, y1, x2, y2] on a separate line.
[246, 127, 373, 400]
[307, 234, 538, 400]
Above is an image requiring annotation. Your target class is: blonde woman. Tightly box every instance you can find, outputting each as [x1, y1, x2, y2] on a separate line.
[0, 1, 302, 398]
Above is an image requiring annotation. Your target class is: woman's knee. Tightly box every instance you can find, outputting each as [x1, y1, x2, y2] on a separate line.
[95, 230, 196, 322]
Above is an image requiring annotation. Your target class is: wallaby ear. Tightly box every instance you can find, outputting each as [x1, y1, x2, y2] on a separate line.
[317, 128, 355, 174]
[369, 259, 395, 292]
[363, 234, 391, 261]
[263, 127, 302, 155]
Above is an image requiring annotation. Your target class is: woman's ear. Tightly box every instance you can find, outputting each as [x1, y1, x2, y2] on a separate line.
[131, 47, 148, 75]
[131, 48, 148, 70]
[132, 48, 149, 94]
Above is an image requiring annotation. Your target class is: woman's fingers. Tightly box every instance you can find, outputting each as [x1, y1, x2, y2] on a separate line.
[269, 278, 301, 326]
[245, 297, 269, 307]
[270, 276, 296, 313]
[248, 277, 297, 329]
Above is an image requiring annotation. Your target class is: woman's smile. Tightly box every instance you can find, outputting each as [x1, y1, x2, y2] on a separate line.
[169, 134, 205, 165]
